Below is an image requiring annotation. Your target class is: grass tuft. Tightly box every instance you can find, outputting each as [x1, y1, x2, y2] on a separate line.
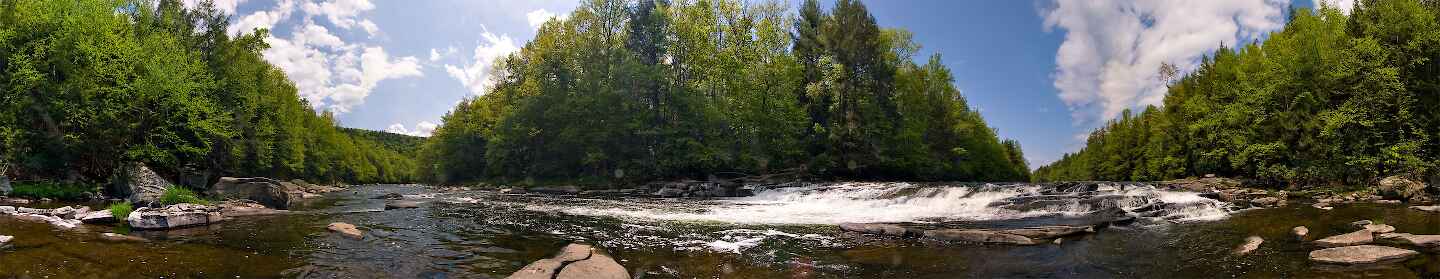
[159, 186, 208, 205]
[109, 202, 133, 220]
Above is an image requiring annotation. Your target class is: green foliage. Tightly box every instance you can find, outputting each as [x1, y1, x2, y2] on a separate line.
[1036, 0, 1440, 185]
[159, 186, 206, 205]
[0, 0, 415, 185]
[9, 181, 94, 200]
[418, 0, 1030, 184]
[108, 202, 133, 220]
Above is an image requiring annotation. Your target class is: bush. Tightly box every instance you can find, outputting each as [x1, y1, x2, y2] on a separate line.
[159, 186, 208, 205]
[109, 202, 133, 220]
[10, 181, 95, 200]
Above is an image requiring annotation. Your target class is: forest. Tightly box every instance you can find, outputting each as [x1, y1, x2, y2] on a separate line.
[1035, 0, 1440, 186]
[0, 0, 418, 189]
[417, 0, 1032, 185]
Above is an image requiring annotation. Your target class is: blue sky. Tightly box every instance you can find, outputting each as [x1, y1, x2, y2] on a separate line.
[216, 0, 1343, 168]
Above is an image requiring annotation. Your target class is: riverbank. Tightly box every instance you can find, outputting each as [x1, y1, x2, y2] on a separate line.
[4, 182, 1440, 277]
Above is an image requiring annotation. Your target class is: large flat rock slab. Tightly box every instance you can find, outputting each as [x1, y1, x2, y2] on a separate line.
[508, 244, 629, 279]
[1314, 229, 1374, 248]
[1309, 245, 1419, 265]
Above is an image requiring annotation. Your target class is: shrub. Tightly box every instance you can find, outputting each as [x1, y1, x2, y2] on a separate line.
[159, 186, 208, 205]
[10, 181, 94, 200]
[109, 202, 133, 220]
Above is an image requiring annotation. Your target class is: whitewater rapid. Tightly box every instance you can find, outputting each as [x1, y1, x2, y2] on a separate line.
[513, 182, 1233, 225]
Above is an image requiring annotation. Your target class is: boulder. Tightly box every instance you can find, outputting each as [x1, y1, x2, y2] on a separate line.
[555, 252, 629, 279]
[1234, 236, 1263, 255]
[1377, 175, 1427, 202]
[1364, 224, 1395, 234]
[127, 204, 222, 230]
[327, 222, 363, 239]
[384, 200, 421, 210]
[1250, 197, 1282, 207]
[1293, 226, 1310, 239]
[13, 213, 81, 229]
[529, 185, 581, 195]
[838, 223, 916, 237]
[1314, 229, 1374, 248]
[99, 233, 148, 242]
[1378, 233, 1440, 249]
[0, 176, 11, 196]
[217, 200, 289, 217]
[0, 206, 12, 215]
[1309, 245, 1419, 265]
[922, 229, 1037, 245]
[210, 177, 301, 209]
[80, 210, 117, 224]
[115, 164, 174, 206]
[1410, 205, 1440, 213]
[508, 244, 630, 279]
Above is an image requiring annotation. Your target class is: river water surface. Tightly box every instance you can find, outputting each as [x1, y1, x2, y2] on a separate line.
[2, 183, 1440, 278]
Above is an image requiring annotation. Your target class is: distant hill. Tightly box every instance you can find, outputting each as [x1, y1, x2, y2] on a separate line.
[340, 128, 424, 156]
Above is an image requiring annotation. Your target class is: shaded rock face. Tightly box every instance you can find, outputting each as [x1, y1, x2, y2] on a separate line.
[508, 244, 630, 279]
[1309, 245, 1419, 265]
[115, 164, 174, 206]
[210, 177, 301, 209]
[127, 204, 223, 230]
[1377, 175, 1428, 202]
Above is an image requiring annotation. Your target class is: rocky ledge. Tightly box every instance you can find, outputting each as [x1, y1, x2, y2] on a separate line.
[126, 200, 288, 230]
[1, 205, 107, 229]
[1310, 245, 1419, 265]
[839, 223, 1096, 245]
[508, 243, 629, 279]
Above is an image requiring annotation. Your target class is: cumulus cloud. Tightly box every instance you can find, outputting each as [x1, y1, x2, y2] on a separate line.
[1043, 0, 1290, 126]
[445, 29, 519, 95]
[230, 0, 294, 36]
[385, 121, 438, 137]
[182, 0, 248, 16]
[526, 9, 568, 29]
[429, 46, 457, 62]
[1314, 0, 1356, 14]
[241, 0, 421, 113]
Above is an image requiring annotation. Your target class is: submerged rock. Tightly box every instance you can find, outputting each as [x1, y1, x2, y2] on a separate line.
[838, 223, 916, 237]
[508, 243, 629, 279]
[923, 229, 1039, 245]
[1309, 245, 1419, 265]
[1410, 205, 1440, 213]
[1234, 236, 1263, 255]
[1314, 230, 1374, 248]
[328, 222, 363, 239]
[127, 204, 223, 230]
[99, 233, 148, 242]
[372, 193, 404, 200]
[1293, 226, 1310, 239]
[384, 200, 421, 210]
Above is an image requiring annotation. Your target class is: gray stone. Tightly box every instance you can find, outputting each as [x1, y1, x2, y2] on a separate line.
[13, 213, 81, 229]
[328, 222, 363, 239]
[116, 164, 173, 206]
[210, 177, 301, 209]
[384, 200, 421, 210]
[509, 259, 564, 279]
[217, 200, 289, 217]
[1379, 233, 1440, 249]
[0, 176, 10, 195]
[127, 204, 221, 230]
[1293, 226, 1309, 239]
[922, 229, 1037, 245]
[1315, 229, 1374, 248]
[556, 251, 629, 279]
[508, 244, 629, 279]
[838, 223, 916, 237]
[1250, 197, 1282, 207]
[1364, 224, 1396, 234]
[1377, 175, 1427, 202]
[1350, 220, 1373, 227]
[1234, 236, 1263, 255]
[0, 206, 13, 215]
[1309, 245, 1419, 265]
[80, 210, 117, 224]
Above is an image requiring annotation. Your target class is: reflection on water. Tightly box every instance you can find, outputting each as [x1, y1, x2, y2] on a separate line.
[1, 183, 1439, 278]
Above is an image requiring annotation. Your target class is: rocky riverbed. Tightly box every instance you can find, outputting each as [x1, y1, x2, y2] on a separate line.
[2, 182, 1440, 278]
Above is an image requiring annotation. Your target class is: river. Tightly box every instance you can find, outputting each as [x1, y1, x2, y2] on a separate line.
[2, 183, 1439, 278]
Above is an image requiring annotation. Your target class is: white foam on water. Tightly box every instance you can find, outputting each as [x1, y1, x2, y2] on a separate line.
[523, 182, 1232, 225]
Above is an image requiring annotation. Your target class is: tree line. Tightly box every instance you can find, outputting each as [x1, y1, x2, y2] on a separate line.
[1036, 0, 1440, 186]
[419, 0, 1031, 185]
[0, 0, 417, 188]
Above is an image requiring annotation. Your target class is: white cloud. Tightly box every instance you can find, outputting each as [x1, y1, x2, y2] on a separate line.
[385, 121, 438, 137]
[242, 0, 420, 113]
[1043, 0, 1289, 126]
[358, 19, 381, 38]
[429, 46, 458, 62]
[182, 0, 248, 16]
[526, 9, 568, 29]
[230, 0, 294, 36]
[301, 0, 376, 30]
[1313, 0, 1356, 14]
[445, 29, 519, 95]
